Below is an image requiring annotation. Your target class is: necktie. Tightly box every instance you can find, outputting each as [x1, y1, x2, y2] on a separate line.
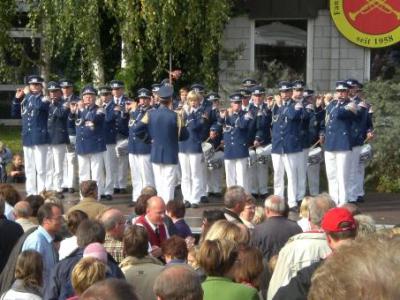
[155, 226, 160, 237]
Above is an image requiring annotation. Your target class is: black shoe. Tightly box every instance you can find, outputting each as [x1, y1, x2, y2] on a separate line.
[114, 188, 120, 194]
[128, 202, 136, 207]
[357, 196, 364, 203]
[191, 203, 199, 209]
[100, 195, 106, 200]
[208, 192, 215, 197]
[184, 201, 191, 208]
[200, 196, 209, 204]
[260, 193, 270, 199]
[68, 188, 75, 193]
[62, 188, 68, 193]
[251, 193, 259, 199]
[119, 188, 127, 194]
[105, 195, 113, 201]
[289, 206, 299, 213]
[213, 192, 222, 198]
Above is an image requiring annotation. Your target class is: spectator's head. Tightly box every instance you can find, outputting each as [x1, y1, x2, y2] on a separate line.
[205, 220, 245, 243]
[146, 196, 166, 225]
[13, 200, 33, 219]
[234, 245, 264, 288]
[252, 206, 266, 224]
[199, 239, 238, 277]
[140, 186, 157, 197]
[309, 236, 400, 300]
[201, 209, 226, 239]
[25, 195, 44, 218]
[308, 194, 336, 229]
[37, 203, 63, 235]
[0, 183, 22, 206]
[264, 195, 286, 217]
[100, 208, 125, 241]
[341, 202, 361, 216]
[134, 194, 152, 216]
[161, 236, 188, 263]
[76, 220, 106, 248]
[12, 153, 23, 166]
[321, 207, 357, 250]
[83, 242, 108, 263]
[299, 196, 312, 219]
[43, 194, 64, 214]
[67, 210, 89, 236]
[80, 180, 98, 199]
[240, 195, 256, 223]
[354, 214, 376, 238]
[166, 200, 186, 220]
[71, 257, 107, 296]
[224, 186, 246, 214]
[187, 246, 200, 270]
[123, 225, 149, 259]
[15, 250, 43, 288]
[154, 265, 203, 300]
[81, 279, 138, 300]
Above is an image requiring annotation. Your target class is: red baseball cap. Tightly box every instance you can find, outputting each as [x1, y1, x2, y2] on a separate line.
[321, 208, 356, 233]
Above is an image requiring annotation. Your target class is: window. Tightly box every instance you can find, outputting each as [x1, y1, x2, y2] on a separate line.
[255, 20, 307, 80]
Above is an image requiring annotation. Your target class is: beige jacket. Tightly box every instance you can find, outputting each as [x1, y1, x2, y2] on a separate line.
[67, 197, 107, 220]
[267, 231, 331, 300]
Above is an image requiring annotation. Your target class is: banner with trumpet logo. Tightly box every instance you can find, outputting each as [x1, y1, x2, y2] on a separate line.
[330, 0, 400, 47]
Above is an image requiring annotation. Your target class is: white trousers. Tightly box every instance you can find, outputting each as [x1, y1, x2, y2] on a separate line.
[206, 152, 224, 194]
[77, 152, 105, 197]
[224, 158, 250, 193]
[272, 152, 302, 208]
[296, 148, 309, 201]
[152, 163, 177, 202]
[325, 150, 352, 205]
[348, 145, 362, 201]
[179, 153, 205, 204]
[129, 153, 154, 202]
[356, 162, 366, 197]
[103, 144, 118, 195]
[46, 144, 66, 192]
[24, 144, 48, 196]
[62, 135, 77, 189]
[307, 162, 320, 196]
[250, 162, 269, 195]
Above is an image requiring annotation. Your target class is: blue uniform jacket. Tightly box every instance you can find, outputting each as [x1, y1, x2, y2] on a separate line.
[271, 99, 303, 154]
[221, 110, 252, 159]
[63, 94, 80, 136]
[48, 100, 70, 145]
[134, 104, 188, 164]
[11, 96, 23, 119]
[308, 106, 325, 145]
[73, 105, 106, 155]
[114, 96, 130, 137]
[128, 106, 152, 155]
[351, 97, 373, 147]
[250, 103, 272, 146]
[103, 101, 118, 145]
[324, 99, 356, 151]
[21, 93, 50, 146]
[298, 99, 312, 149]
[179, 108, 207, 153]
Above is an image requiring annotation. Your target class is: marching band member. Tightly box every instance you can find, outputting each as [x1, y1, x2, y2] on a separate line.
[324, 81, 357, 205]
[271, 81, 304, 211]
[220, 93, 253, 193]
[239, 88, 252, 112]
[206, 124, 224, 197]
[242, 78, 257, 89]
[206, 92, 221, 127]
[100, 85, 118, 201]
[111, 80, 129, 194]
[249, 86, 272, 198]
[178, 91, 208, 208]
[60, 79, 80, 193]
[151, 83, 161, 109]
[70, 85, 106, 198]
[347, 79, 374, 202]
[46, 81, 70, 196]
[133, 84, 188, 202]
[305, 90, 325, 196]
[18, 75, 50, 196]
[127, 88, 155, 205]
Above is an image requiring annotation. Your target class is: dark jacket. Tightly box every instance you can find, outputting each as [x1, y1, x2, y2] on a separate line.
[273, 260, 323, 300]
[0, 216, 24, 273]
[44, 247, 125, 300]
[250, 216, 302, 261]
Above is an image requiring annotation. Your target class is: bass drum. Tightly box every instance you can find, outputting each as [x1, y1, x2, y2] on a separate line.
[248, 149, 257, 167]
[201, 142, 215, 161]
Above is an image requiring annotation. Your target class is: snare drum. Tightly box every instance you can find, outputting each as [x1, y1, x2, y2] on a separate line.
[248, 150, 257, 167]
[256, 144, 272, 164]
[308, 147, 323, 165]
[207, 159, 223, 170]
[359, 144, 373, 163]
[115, 138, 129, 157]
[202, 142, 215, 161]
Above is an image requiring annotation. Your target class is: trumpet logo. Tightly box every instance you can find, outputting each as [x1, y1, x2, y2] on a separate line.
[349, 0, 400, 20]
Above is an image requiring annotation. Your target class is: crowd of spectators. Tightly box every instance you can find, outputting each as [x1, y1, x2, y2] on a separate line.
[0, 182, 399, 300]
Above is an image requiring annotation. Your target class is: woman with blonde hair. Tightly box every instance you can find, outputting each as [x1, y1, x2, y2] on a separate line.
[205, 219, 247, 244]
[178, 90, 208, 208]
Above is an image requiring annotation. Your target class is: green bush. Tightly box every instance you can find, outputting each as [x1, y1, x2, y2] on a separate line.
[364, 80, 400, 192]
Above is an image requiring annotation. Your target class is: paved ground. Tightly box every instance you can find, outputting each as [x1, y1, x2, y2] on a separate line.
[12, 184, 400, 227]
